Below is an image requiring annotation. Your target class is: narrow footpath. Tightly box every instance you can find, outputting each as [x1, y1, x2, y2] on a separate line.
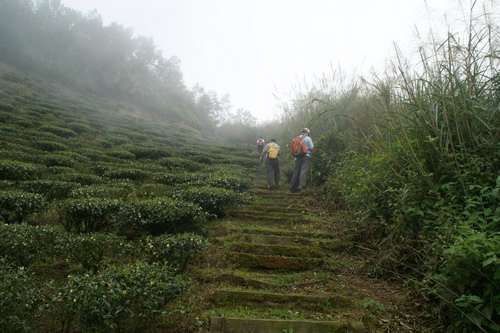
[164, 169, 417, 332]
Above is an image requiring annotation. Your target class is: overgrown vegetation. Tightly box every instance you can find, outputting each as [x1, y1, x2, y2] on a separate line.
[280, 6, 499, 331]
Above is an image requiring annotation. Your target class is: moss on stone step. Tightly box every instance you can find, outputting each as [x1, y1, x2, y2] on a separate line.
[230, 242, 324, 258]
[210, 316, 365, 333]
[230, 252, 324, 270]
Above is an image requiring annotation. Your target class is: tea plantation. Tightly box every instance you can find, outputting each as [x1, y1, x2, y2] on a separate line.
[0, 66, 257, 331]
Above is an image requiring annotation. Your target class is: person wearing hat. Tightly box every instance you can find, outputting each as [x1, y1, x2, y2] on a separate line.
[260, 138, 281, 189]
[289, 128, 314, 192]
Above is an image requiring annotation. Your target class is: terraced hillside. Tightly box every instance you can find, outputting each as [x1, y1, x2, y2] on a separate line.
[163, 171, 417, 332]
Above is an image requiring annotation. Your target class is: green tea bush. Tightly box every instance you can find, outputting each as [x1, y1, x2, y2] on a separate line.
[39, 125, 77, 138]
[39, 153, 76, 167]
[126, 183, 167, 200]
[119, 198, 207, 235]
[77, 148, 108, 161]
[0, 224, 67, 266]
[33, 140, 69, 152]
[69, 183, 133, 199]
[103, 168, 151, 181]
[0, 191, 46, 224]
[153, 172, 206, 186]
[63, 122, 92, 134]
[66, 232, 135, 273]
[158, 157, 203, 171]
[53, 172, 102, 185]
[58, 198, 124, 233]
[219, 155, 259, 168]
[0, 258, 42, 332]
[129, 147, 172, 160]
[0, 159, 40, 181]
[176, 186, 247, 217]
[19, 180, 78, 200]
[202, 174, 251, 193]
[139, 233, 208, 272]
[106, 150, 136, 160]
[49, 261, 185, 331]
[100, 135, 129, 148]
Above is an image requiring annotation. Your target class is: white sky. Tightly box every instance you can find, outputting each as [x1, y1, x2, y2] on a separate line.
[60, 0, 494, 122]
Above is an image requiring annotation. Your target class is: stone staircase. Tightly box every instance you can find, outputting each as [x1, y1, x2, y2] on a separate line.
[202, 185, 369, 332]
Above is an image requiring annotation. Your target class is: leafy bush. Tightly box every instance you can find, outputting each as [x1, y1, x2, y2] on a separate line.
[0, 224, 67, 266]
[153, 171, 207, 185]
[106, 149, 136, 160]
[69, 183, 133, 199]
[158, 157, 202, 171]
[19, 180, 79, 200]
[0, 159, 40, 181]
[176, 186, 246, 217]
[0, 258, 42, 332]
[66, 232, 135, 273]
[49, 261, 185, 331]
[139, 233, 208, 272]
[39, 125, 77, 138]
[63, 122, 92, 134]
[39, 153, 76, 167]
[33, 140, 69, 152]
[53, 172, 102, 185]
[0, 191, 46, 224]
[103, 168, 151, 181]
[119, 198, 207, 235]
[202, 174, 251, 193]
[58, 198, 123, 233]
[126, 183, 167, 200]
[129, 147, 172, 160]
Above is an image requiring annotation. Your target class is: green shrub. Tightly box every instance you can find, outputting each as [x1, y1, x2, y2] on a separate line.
[126, 183, 167, 200]
[176, 186, 246, 217]
[158, 157, 202, 171]
[0, 191, 46, 224]
[106, 150, 136, 160]
[39, 153, 76, 167]
[49, 261, 185, 331]
[139, 233, 208, 272]
[153, 172, 205, 186]
[19, 180, 79, 200]
[219, 155, 259, 168]
[119, 198, 207, 235]
[202, 174, 251, 192]
[0, 224, 67, 266]
[66, 233, 135, 273]
[39, 125, 77, 138]
[63, 122, 92, 134]
[58, 198, 123, 233]
[69, 183, 133, 199]
[0, 159, 40, 181]
[33, 140, 69, 152]
[53, 172, 102, 185]
[0, 258, 42, 332]
[103, 168, 151, 181]
[129, 147, 172, 160]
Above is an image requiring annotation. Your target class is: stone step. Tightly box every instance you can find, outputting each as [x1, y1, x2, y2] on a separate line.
[230, 242, 324, 258]
[212, 289, 351, 310]
[229, 252, 324, 270]
[210, 225, 338, 240]
[230, 212, 310, 223]
[209, 317, 365, 333]
[239, 204, 306, 214]
[225, 234, 347, 251]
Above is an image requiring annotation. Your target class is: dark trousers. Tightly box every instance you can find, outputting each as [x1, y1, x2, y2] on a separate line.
[265, 157, 280, 186]
[290, 156, 310, 191]
[257, 145, 264, 154]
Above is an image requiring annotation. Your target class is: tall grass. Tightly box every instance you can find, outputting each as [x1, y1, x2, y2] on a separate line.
[280, 4, 499, 330]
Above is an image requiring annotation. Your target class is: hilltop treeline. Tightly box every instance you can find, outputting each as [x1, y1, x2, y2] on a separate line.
[0, 0, 224, 129]
[281, 8, 499, 332]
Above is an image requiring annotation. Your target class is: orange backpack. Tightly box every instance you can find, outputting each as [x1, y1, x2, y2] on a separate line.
[290, 136, 307, 158]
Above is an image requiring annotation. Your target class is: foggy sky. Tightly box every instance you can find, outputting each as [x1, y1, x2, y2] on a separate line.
[60, 0, 484, 123]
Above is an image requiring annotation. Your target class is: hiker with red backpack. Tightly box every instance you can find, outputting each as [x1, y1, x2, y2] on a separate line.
[260, 138, 281, 189]
[289, 128, 314, 193]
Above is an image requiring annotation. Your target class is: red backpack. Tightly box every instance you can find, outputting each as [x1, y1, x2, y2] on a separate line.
[290, 136, 307, 158]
